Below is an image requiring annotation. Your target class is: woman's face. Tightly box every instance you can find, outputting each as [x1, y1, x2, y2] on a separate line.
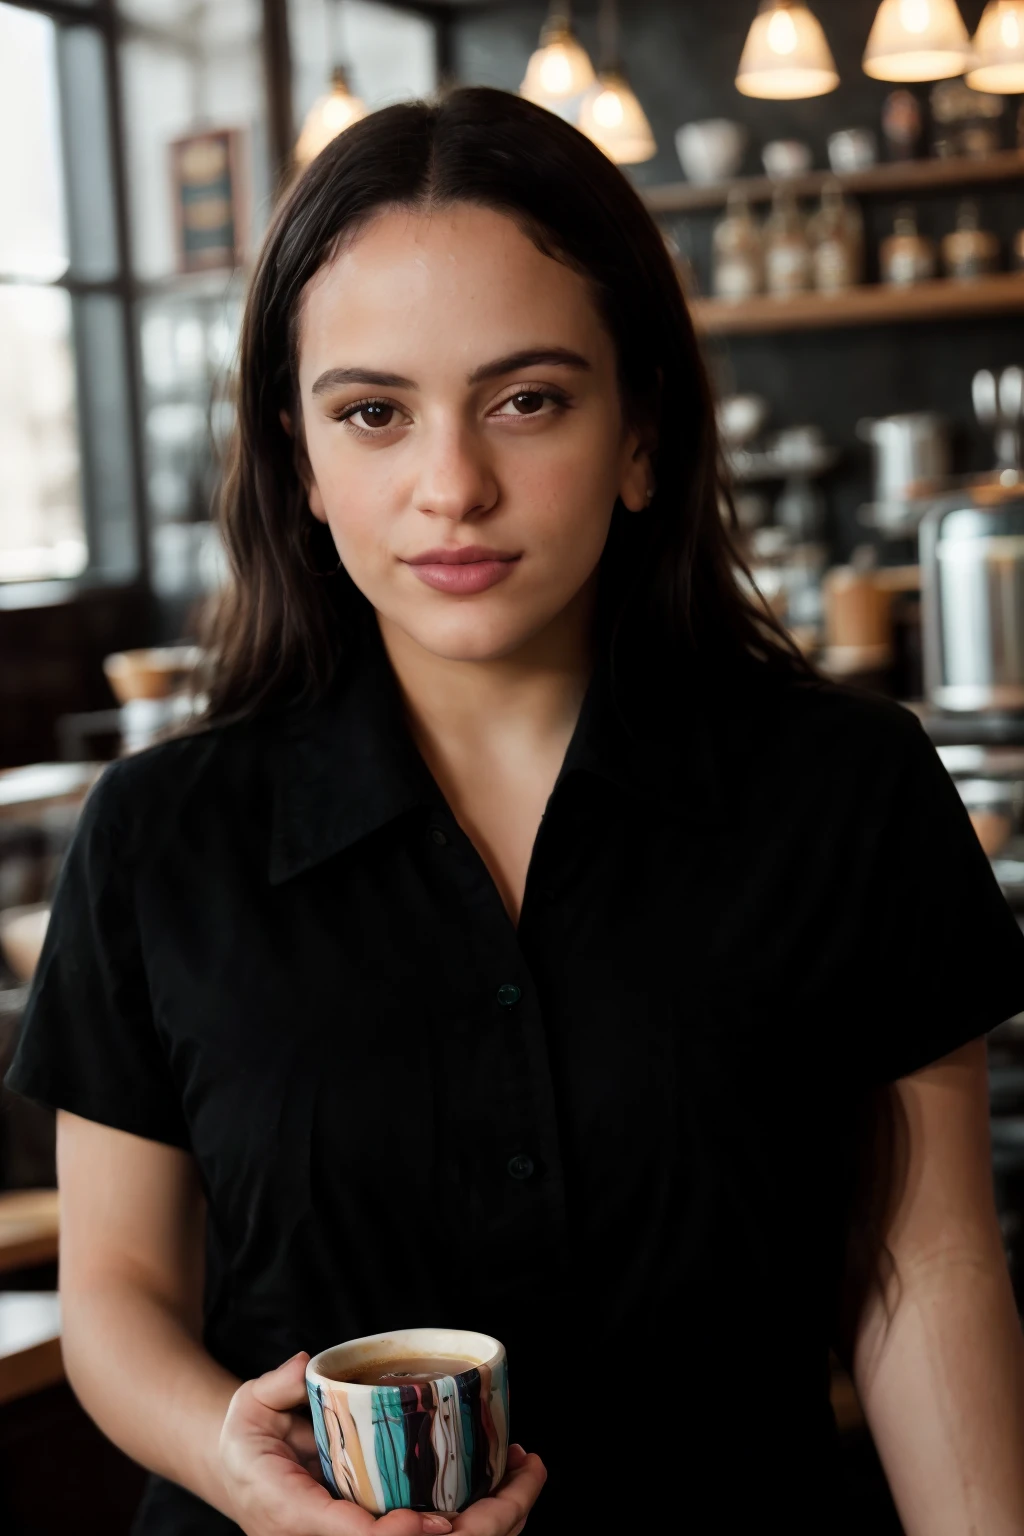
[294, 202, 654, 664]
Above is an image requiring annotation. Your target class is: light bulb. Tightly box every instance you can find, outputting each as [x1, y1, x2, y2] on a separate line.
[539, 45, 573, 94]
[322, 95, 357, 133]
[863, 0, 972, 81]
[967, 1, 1024, 91]
[520, 18, 596, 106]
[592, 88, 625, 128]
[767, 8, 799, 53]
[736, 4, 840, 99]
[577, 69, 656, 164]
[899, 0, 932, 33]
[294, 71, 367, 167]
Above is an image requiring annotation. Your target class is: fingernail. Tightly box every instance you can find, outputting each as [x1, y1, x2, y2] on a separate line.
[422, 1519, 452, 1534]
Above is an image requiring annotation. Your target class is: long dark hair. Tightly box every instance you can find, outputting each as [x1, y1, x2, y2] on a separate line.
[200, 84, 806, 725]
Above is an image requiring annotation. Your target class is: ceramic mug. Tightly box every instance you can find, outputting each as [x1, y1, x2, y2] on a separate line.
[306, 1327, 509, 1516]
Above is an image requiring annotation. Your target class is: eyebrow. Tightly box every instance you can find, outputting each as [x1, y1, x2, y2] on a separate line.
[309, 347, 592, 397]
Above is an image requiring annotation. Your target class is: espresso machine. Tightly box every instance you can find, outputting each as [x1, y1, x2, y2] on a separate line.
[919, 367, 1024, 748]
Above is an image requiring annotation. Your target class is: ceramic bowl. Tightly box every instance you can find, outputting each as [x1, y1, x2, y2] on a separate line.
[762, 139, 813, 179]
[675, 119, 747, 184]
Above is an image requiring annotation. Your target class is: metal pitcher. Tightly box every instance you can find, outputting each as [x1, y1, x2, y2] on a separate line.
[920, 482, 1024, 714]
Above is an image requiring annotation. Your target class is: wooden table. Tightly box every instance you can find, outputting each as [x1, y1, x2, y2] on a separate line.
[0, 1192, 63, 1404]
[0, 1189, 59, 1275]
[0, 1292, 62, 1406]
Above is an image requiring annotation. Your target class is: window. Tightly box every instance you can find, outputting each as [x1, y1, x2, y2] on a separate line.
[118, 0, 268, 605]
[0, 2, 142, 592]
[0, 0, 438, 598]
[0, 5, 88, 583]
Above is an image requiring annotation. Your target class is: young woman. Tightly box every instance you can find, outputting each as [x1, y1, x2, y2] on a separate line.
[7, 87, 1024, 1536]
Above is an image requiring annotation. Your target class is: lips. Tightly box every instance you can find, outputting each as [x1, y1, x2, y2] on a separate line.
[405, 546, 520, 565]
[403, 548, 522, 595]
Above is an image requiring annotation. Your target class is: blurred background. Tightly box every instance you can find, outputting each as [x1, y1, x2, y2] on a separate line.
[1, 3, 1024, 1530]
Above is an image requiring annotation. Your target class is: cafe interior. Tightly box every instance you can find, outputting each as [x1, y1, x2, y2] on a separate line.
[2, 0, 1024, 1529]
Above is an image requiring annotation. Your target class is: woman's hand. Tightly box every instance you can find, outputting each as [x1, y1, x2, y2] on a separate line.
[450, 1444, 547, 1536]
[220, 1353, 450, 1535]
[219, 1353, 547, 1536]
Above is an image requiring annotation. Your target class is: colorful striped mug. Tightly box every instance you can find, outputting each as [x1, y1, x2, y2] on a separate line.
[306, 1327, 509, 1516]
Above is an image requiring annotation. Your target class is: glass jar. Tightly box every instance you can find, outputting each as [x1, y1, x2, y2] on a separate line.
[711, 190, 763, 302]
[880, 205, 937, 287]
[942, 201, 1001, 282]
[808, 180, 864, 293]
[764, 188, 812, 298]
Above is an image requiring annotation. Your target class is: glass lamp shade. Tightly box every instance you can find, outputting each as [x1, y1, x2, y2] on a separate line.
[967, 2, 1024, 92]
[735, 3, 840, 99]
[295, 68, 368, 167]
[577, 69, 657, 164]
[520, 21, 596, 105]
[863, 0, 972, 82]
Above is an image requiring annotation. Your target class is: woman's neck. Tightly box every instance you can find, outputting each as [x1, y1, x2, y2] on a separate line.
[376, 578, 597, 774]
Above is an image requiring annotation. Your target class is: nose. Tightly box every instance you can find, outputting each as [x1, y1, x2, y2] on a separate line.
[412, 416, 498, 524]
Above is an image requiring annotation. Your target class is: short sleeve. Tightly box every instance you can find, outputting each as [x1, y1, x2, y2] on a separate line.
[860, 714, 1024, 1085]
[4, 762, 190, 1149]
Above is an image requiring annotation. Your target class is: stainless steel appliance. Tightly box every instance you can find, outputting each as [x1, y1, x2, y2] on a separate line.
[858, 412, 951, 537]
[920, 482, 1024, 714]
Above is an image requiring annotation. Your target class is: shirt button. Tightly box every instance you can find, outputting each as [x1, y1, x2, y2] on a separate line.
[496, 982, 521, 1008]
[507, 1153, 535, 1181]
[430, 827, 448, 846]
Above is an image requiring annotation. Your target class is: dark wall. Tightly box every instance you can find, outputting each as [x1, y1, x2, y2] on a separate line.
[0, 588, 151, 768]
[451, 0, 1024, 558]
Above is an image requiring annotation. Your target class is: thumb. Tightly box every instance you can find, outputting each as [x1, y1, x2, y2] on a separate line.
[250, 1351, 312, 1412]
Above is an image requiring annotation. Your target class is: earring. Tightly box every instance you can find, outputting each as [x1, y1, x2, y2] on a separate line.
[645, 484, 656, 505]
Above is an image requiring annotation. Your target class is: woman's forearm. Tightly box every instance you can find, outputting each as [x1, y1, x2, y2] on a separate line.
[61, 1276, 241, 1518]
[854, 1251, 1024, 1535]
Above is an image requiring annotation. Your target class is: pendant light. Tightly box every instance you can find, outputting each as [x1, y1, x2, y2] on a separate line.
[295, 2, 367, 168]
[735, 2, 840, 99]
[519, 2, 596, 109]
[966, 1, 1024, 92]
[863, 0, 972, 82]
[577, 0, 656, 164]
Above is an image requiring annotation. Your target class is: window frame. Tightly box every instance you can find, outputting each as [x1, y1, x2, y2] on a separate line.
[1, 0, 149, 601]
[0, 0, 451, 607]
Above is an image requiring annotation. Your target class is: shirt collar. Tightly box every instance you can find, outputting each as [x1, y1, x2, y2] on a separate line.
[268, 609, 723, 886]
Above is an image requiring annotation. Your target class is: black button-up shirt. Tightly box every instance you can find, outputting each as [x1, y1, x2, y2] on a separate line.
[8, 613, 1024, 1534]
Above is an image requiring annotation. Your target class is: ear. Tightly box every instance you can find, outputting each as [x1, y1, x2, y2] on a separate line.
[618, 424, 658, 515]
[280, 408, 328, 524]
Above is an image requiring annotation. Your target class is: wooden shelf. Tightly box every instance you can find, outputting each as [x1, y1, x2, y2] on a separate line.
[0, 1190, 59, 1277]
[692, 273, 1024, 336]
[644, 147, 1024, 216]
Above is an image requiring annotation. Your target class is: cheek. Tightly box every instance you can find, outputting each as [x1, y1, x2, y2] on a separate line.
[507, 438, 619, 555]
[306, 428, 395, 552]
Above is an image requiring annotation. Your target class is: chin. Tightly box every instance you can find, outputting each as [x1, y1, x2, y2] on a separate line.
[380, 600, 562, 665]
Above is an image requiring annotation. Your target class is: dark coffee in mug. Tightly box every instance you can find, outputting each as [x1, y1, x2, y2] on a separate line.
[332, 1354, 478, 1386]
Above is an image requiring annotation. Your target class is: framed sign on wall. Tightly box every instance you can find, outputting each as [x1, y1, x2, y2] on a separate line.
[169, 129, 248, 274]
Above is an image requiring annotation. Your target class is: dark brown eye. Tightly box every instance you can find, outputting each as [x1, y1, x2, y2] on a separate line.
[356, 403, 395, 428]
[511, 392, 545, 415]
